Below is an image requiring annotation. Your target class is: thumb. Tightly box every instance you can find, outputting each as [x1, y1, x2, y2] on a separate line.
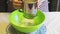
[13, 0, 18, 2]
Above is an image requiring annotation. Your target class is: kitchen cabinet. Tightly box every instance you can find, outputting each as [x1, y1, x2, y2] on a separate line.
[0, 0, 7, 12]
[48, 0, 60, 11]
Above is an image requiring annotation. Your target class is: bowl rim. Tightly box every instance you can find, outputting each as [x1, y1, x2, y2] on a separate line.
[9, 9, 45, 28]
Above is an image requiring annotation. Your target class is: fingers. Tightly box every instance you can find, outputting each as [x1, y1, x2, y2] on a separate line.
[13, 2, 22, 7]
[13, 0, 22, 4]
[13, 0, 22, 6]
[13, 0, 23, 9]
[13, 3, 22, 9]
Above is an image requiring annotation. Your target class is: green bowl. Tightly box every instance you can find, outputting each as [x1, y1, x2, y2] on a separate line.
[9, 9, 45, 33]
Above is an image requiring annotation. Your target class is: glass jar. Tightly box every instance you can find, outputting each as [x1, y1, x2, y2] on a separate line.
[23, 0, 37, 17]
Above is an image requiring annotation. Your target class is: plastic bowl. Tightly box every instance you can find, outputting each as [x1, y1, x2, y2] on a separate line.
[9, 10, 45, 33]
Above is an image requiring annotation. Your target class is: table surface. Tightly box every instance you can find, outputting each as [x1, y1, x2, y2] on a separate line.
[44, 12, 60, 34]
[0, 12, 60, 34]
[0, 13, 9, 34]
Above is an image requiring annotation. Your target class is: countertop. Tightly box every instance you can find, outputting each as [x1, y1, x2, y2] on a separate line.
[0, 13, 9, 34]
[45, 12, 60, 34]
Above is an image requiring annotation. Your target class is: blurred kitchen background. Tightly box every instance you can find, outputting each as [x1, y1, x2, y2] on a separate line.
[48, 0, 60, 11]
[0, 0, 60, 12]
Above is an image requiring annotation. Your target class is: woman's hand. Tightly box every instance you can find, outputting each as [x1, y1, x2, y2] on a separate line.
[13, 0, 23, 9]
